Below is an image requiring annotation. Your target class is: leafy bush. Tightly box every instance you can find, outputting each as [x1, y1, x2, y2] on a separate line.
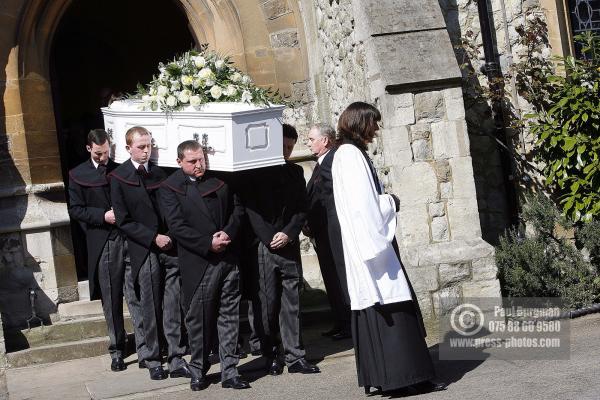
[520, 32, 600, 222]
[496, 194, 600, 309]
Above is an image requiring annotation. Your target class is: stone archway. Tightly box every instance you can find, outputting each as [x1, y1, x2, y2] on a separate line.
[0, 0, 311, 329]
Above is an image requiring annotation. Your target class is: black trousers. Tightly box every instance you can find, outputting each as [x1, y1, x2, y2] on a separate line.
[159, 253, 187, 370]
[256, 242, 305, 365]
[312, 228, 350, 330]
[186, 260, 241, 381]
[124, 247, 162, 369]
[97, 235, 126, 359]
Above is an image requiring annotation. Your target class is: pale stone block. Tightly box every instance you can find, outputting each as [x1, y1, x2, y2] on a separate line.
[399, 246, 419, 268]
[461, 279, 502, 299]
[472, 257, 499, 281]
[447, 197, 482, 240]
[449, 157, 477, 199]
[24, 230, 57, 289]
[410, 123, 431, 140]
[433, 285, 462, 317]
[397, 204, 430, 247]
[411, 139, 433, 161]
[432, 121, 459, 160]
[270, 29, 299, 48]
[415, 91, 445, 122]
[431, 216, 449, 241]
[440, 181, 453, 199]
[429, 202, 446, 217]
[393, 162, 438, 204]
[439, 263, 471, 287]
[443, 87, 466, 120]
[380, 93, 415, 126]
[405, 265, 439, 293]
[416, 293, 434, 319]
[418, 238, 494, 266]
[301, 254, 326, 291]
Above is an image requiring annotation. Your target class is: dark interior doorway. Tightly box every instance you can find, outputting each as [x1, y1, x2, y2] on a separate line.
[50, 0, 196, 281]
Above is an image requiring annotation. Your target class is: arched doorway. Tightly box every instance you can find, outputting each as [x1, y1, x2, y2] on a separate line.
[50, 0, 196, 280]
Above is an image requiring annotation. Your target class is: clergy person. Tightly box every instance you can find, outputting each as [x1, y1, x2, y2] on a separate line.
[240, 124, 320, 376]
[159, 140, 250, 391]
[68, 129, 128, 371]
[304, 123, 351, 340]
[109, 126, 189, 381]
[332, 102, 447, 395]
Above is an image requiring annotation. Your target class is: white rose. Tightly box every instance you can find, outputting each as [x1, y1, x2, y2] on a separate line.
[170, 80, 181, 90]
[231, 72, 242, 83]
[198, 68, 213, 80]
[241, 90, 252, 103]
[210, 86, 223, 99]
[181, 75, 193, 86]
[192, 78, 203, 88]
[193, 56, 206, 68]
[166, 95, 177, 107]
[205, 78, 215, 87]
[157, 85, 169, 97]
[242, 75, 252, 85]
[178, 90, 191, 103]
[215, 59, 225, 70]
[190, 95, 202, 107]
[225, 85, 237, 97]
[149, 87, 157, 96]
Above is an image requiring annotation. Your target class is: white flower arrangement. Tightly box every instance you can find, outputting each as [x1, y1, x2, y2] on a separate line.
[136, 46, 283, 112]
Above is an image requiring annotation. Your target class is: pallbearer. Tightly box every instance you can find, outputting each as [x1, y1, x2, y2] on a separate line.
[159, 140, 250, 391]
[110, 126, 189, 381]
[68, 129, 128, 372]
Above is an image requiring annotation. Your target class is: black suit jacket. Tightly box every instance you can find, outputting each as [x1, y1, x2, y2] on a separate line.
[109, 159, 167, 278]
[68, 159, 119, 300]
[159, 169, 243, 309]
[240, 162, 307, 260]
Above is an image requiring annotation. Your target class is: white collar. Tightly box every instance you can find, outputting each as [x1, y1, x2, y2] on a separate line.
[91, 158, 99, 169]
[188, 175, 197, 182]
[317, 149, 331, 165]
[131, 159, 149, 172]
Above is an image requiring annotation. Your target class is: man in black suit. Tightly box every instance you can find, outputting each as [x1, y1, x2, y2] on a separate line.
[68, 129, 128, 372]
[304, 124, 351, 340]
[240, 124, 320, 376]
[109, 126, 189, 381]
[159, 140, 249, 391]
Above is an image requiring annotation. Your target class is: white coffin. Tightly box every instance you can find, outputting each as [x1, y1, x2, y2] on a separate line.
[101, 100, 285, 171]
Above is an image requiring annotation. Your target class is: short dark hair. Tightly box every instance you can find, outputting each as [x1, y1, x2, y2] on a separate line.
[282, 123, 298, 141]
[337, 102, 381, 150]
[177, 140, 203, 160]
[87, 129, 110, 146]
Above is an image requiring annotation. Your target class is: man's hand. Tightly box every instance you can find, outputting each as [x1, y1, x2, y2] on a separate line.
[270, 232, 290, 250]
[104, 209, 116, 225]
[155, 234, 172, 250]
[210, 231, 231, 253]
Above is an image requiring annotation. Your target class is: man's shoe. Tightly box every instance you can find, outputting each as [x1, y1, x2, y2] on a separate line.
[250, 349, 263, 356]
[237, 348, 248, 359]
[110, 357, 126, 372]
[170, 364, 192, 379]
[411, 380, 448, 393]
[268, 359, 284, 375]
[288, 359, 320, 374]
[148, 366, 168, 380]
[331, 330, 352, 341]
[190, 376, 209, 391]
[221, 376, 251, 389]
[138, 360, 146, 369]
[321, 327, 341, 337]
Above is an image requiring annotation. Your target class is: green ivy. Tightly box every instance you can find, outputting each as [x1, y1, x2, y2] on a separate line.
[524, 32, 600, 222]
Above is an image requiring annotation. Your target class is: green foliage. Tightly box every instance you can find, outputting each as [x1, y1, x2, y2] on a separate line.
[520, 32, 600, 222]
[496, 194, 600, 309]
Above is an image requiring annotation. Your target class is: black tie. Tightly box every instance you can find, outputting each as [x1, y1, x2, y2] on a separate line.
[97, 164, 107, 176]
[311, 162, 321, 184]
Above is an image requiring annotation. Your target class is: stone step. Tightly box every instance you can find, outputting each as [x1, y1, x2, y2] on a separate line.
[6, 336, 113, 368]
[4, 316, 134, 352]
[56, 300, 129, 321]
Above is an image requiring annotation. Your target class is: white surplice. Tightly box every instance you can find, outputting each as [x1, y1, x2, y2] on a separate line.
[332, 143, 412, 310]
